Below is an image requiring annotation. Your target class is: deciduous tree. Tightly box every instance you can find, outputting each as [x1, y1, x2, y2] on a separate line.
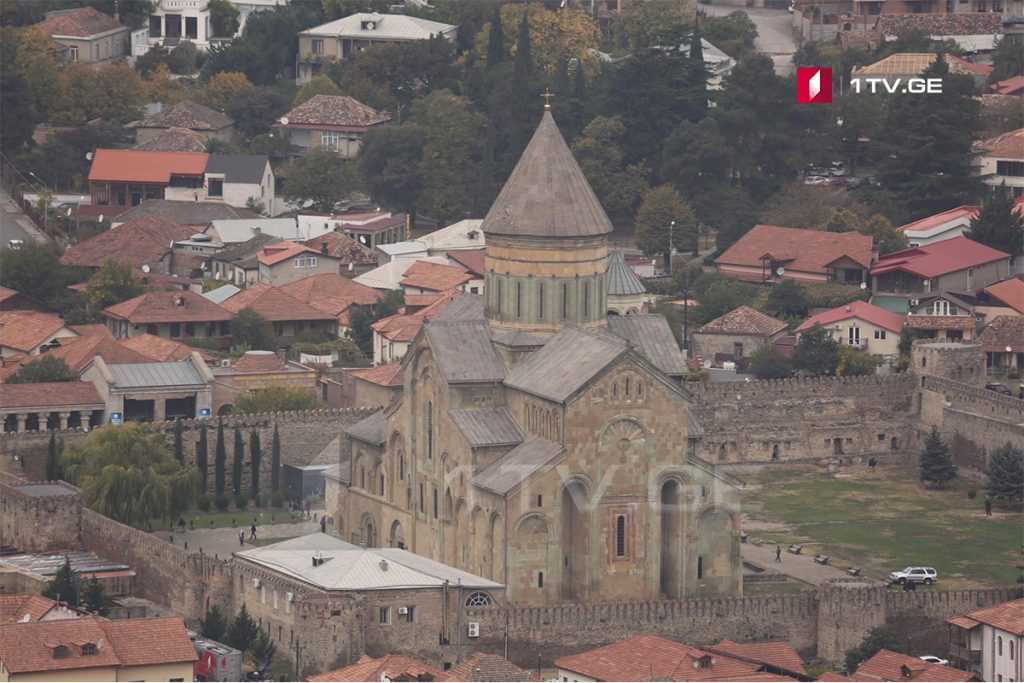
[966, 184, 1024, 259]
[635, 185, 697, 269]
[199, 71, 254, 112]
[5, 356, 77, 385]
[793, 324, 840, 377]
[571, 116, 649, 216]
[230, 309, 277, 351]
[610, 0, 693, 51]
[766, 279, 809, 318]
[173, 419, 184, 464]
[85, 261, 145, 316]
[749, 345, 793, 379]
[357, 124, 425, 220]
[281, 148, 352, 213]
[210, 0, 240, 37]
[14, 27, 61, 120]
[293, 73, 342, 106]
[235, 385, 319, 414]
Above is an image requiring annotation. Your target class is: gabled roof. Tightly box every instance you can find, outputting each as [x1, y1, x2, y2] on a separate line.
[991, 75, 1024, 96]
[354, 256, 450, 290]
[505, 325, 628, 402]
[0, 594, 65, 624]
[796, 301, 905, 334]
[424, 320, 506, 383]
[695, 306, 788, 337]
[481, 111, 613, 239]
[978, 314, 1024, 353]
[35, 7, 125, 38]
[281, 273, 381, 321]
[301, 12, 456, 40]
[418, 219, 485, 253]
[205, 154, 269, 184]
[0, 286, 50, 312]
[258, 241, 325, 266]
[350, 362, 404, 388]
[112, 200, 258, 226]
[103, 290, 231, 324]
[958, 597, 1024, 635]
[448, 248, 485, 277]
[87, 149, 208, 184]
[449, 407, 523, 447]
[207, 218, 304, 244]
[133, 127, 209, 153]
[309, 654, 447, 682]
[870, 236, 1009, 279]
[279, 95, 391, 128]
[60, 214, 193, 269]
[302, 231, 377, 265]
[706, 641, 807, 676]
[854, 649, 973, 682]
[446, 652, 539, 682]
[118, 333, 206, 362]
[42, 334, 152, 371]
[105, 359, 208, 389]
[0, 382, 103, 410]
[399, 260, 471, 292]
[984, 278, 1024, 314]
[372, 313, 424, 342]
[432, 292, 485, 322]
[0, 311, 70, 352]
[211, 233, 282, 264]
[853, 52, 991, 78]
[717, 225, 874, 278]
[607, 251, 647, 296]
[218, 283, 335, 323]
[975, 127, 1024, 159]
[897, 205, 978, 235]
[472, 436, 564, 495]
[345, 409, 387, 445]
[608, 315, 689, 377]
[136, 100, 233, 131]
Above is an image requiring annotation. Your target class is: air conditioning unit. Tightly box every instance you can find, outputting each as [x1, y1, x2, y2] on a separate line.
[467, 623, 480, 638]
[397, 607, 409, 615]
[252, 578, 261, 588]
[285, 592, 294, 602]
[221, 359, 231, 367]
[910, 299, 919, 308]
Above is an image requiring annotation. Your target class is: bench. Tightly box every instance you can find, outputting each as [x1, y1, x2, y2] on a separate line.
[787, 544, 803, 555]
[813, 554, 830, 565]
[847, 566, 861, 576]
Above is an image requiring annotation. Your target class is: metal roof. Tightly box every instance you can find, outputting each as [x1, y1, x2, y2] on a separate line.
[202, 284, 241, 304]
[1, 550, 131, 577]
[606, 251, 647, 296]
[608, 315, 688, 377]
[204, 154, 269, 185]
[107, 359, 207, 389]
[424, 321, 506, 383]
[504, 326, 626, 402]
[301, 12, 457, 40]
[431, 294, 485, 322]
[235, 533, 502, 591]
[448, 408, 523, 448]
[472, 437, 564, 495]
[345, 409, 386, 446]
[207, 218, 318, 244]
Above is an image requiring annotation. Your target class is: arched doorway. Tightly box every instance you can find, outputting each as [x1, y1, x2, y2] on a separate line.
[660, 479, 683, 599]
[389, 520, 405, 549]
[361, 514, 376, 547]
[560, 480, 588, 601]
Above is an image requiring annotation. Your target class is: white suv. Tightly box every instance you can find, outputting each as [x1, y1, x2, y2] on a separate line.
[889, 566, 937, 585]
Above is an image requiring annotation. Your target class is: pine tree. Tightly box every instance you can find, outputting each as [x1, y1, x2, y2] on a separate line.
[509, 11, 538, 162]
[226, 603, 259, 653]
[173, 419, 184, 464]
[252, 628, 277, 672]
[250, 429, 261, 498]
[987, 442, 1024, 502]
[966, 184, 1024, 259]
[42, 556, 78, 606]
[271, 423, 281, 492]
[82, 576, 106, 615]
[215, 420, 226, 496]
[689, 18, 709, 115]
[201, 604, 228, 642]
[920, 426, 957, 488]
[197, 423, 209, 491]
[486, 5, 504, 70]
[46, 431, 62, 481]
[232, 425, 244, 496]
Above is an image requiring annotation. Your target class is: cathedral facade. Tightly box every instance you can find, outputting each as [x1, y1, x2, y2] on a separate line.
[325, 111, 742, 606]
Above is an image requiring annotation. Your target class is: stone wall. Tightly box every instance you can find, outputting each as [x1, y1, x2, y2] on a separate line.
[0, 472, 83, 552]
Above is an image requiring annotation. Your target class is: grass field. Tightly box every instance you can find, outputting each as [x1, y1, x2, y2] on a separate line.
[742, 465, 1023, 588]
[136, 507, 311, 532]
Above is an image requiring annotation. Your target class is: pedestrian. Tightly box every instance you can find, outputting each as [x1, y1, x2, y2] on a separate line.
[1018, 384, 1023, 400]
[775, 545, 782, 563]
[239, 530, 245, 546]
[320, 517, 326, 533]
[250, 523, 257, 540]
[985, 498, 992, 516]
[868, 457, 877, 473]
[232, 517, 236, 528]
[170, 535, 175, 545]
[190, 518, 195, 530]
[177, 516, 186, 531]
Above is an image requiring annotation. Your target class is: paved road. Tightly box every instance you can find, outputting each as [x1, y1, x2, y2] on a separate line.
[1, 189, 47, 245]
[702, 4, 798, 76]
[743, 540, 852, 586]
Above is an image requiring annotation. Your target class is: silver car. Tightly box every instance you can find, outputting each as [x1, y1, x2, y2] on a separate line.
[889, 566, 937, 585]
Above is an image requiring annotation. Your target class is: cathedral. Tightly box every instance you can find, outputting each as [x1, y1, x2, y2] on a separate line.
[325, 109, 742, 606]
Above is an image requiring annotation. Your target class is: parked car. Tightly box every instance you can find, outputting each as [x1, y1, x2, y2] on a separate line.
[7, 239, 24, 250]
[828, 161, 846, 176]
[804, 176, 830, 186]
[889, 566, 937, 585]
[985, 382, 1013, 396]
[919, 656, 950, 666]
[846, 177, 868, 189]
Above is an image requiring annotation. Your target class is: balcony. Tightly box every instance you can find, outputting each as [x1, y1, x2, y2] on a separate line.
[949, 644, 982, 664]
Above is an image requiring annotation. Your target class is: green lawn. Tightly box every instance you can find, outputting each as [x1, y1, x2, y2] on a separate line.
[138, 507, 308, 532]
[742, 466, 1023, 587]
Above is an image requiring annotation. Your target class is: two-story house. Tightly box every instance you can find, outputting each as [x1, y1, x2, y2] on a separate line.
[34, 7, 130, 66]
[906, 291, 980, 341]
[103, 290, 232, 346]
[132, 100, 235, 144]
[948, 598, 1023, 682]
[256, 242, 342, 286]
[147, 0, 212, 50]
[974, 128, 1024, 197]
[295, 12, 457, 84]
[276, 95, 391, 159]
[796, 300, 904, 357]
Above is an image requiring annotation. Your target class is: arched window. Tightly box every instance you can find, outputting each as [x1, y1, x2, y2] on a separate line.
[497, 279, 503, 315]
[433, 488, 438, 519]
[465, 591, 493, 607]
[426, 401, 433, 459]
[562, 283, 569, 320]
[516, 282, 522, 318]
[537, 571, 544, 588]
[360, 466, 365, 490]
[1011, 640, 1015, 660]
[583, 282, 590, 319]
[637, 382, 643, 396]
[538, 282, 545, 320]
[615, 515, 626, 558]
[613, 383, 618, 398]
[697, 556, 703, 580]
[380, 474, 385, 496]
[399, 454, 405, 481]
[998, 636, 1003, 656]
[625, 378, 631, 396]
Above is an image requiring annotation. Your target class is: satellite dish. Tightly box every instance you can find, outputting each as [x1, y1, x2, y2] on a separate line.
[85, 151, 93, 161]
[860, 282, 868, 290]
[98, 214, 104, 223]
[776, 266, 785, 276]
[279, 116, 289, 126]
[1006, 346, 1013, 353]
[348, 262, 354, 271]
[141, 264, 150, 273]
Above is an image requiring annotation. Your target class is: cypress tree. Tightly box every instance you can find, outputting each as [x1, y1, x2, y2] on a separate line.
[197, 423, 209, 490]
[690, 18, 709, 114]
[215, 419, 226, 495]
[232, 425, 244, 496]
[920, 426, 957, 488]
[46, 431, 62, 481]
[173, 418, 184, 464]
[514, 12, 532, 84]
[250, 429, 261, 498]
[271, 423, 281, 492]
[42, 556, 78, 606]
[486, 5, 504, 69]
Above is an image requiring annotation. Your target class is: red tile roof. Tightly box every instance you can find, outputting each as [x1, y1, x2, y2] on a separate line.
[0, 381, 103, 410]
[978, 315, 1024, 353]
[350, 361, 404, 387]
[991, 75, 1024, 96]
[984, 278, 1024, 314]
[371, 313, 424, 342]
[897, 205, 978, 234]
[0, 617, 119, 673]
[218, 283, 335, 323]
[854, 649, 973, 682]
[405, 292, 444, 309]
[796, 301, 906, 334]
[308, 654, 446, 682]
[68, 324, 113, 338]
[232, 350, 286, 372]
[104, 290, 231, 324]
[87, 149, 208, 184]
[449, 249, 486, 277]
[60, 214, 193, 270]
[0, 311, 70, 352]
[870, 236, 1009, 279]
[975, 127, 1024, 160]
[445, 652, 538, 681]
[302, 231, 377, 265]
[717, 225, 874, 279]
[119, 333, 208, 362]
[696, 306, 788, 337]
[35, 6, 124, 37]
[946, 615, 981, 630]
[707, 641, 808, 676]
[257, 241, 324, 266]
[42, 334, 153, 371]
[98, 617, 197, 667]
[280, 95, 391, 129]
[0, 594, 62, 624]
[0, 286, 52, 313]
[816, 673, 855, 681]
[280, 273, 382, 320]
[555, 634, 761, 681]
[400, 260, 471, 292]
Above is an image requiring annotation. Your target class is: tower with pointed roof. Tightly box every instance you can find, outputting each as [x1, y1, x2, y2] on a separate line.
[482, 110, 613, 337]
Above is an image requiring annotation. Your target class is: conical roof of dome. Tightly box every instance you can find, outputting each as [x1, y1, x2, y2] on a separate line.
[606, 251, 647, 296]
[481, 111, 613, 239]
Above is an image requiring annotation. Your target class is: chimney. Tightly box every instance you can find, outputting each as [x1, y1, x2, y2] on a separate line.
[321, 241, 328, 255]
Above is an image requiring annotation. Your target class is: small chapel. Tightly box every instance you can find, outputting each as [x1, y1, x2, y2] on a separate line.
[325, 107, 742, 606]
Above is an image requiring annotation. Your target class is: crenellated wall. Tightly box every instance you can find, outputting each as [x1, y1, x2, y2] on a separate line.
[0, 472, 83, 552]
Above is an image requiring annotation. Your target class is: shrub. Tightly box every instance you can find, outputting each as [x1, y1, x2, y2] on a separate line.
[197, 494, 212, 512]
[214, 493, 231, 511]
[967, 489, 977, 499]
[271, 491, 285, 508]
[235, 493, 249, 510]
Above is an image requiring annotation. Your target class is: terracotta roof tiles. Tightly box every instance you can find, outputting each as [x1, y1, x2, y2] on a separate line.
[60, 214, 193, 269]
[98, 617, 197, 667]
[232, 350, 286, 373]
[696, 306, 788, 337]
[257, 241, 323, 266]
[399, 260, 471, 292]
[218, 283, 335, 323]
[445, 652, 538, 681]
[43, 334, 152, 371]
[308, 654, 446, 682]
[133, 127, 209, 152]
[984, 278, 1024, 314]
[280, 95, 391, 129]
[0, 594, 62, 624]
[137, 100, 233, 131]
[854, 52, 992, 78]
[103, 290, 231, 324]
[975, 127, 1024, 160]
[717, 225, 874, 280]
[0, 381, 103, 410]
[0, 617, 119, 673]
[0, 311, 70, 353]
[978, 315, 1024, 353]
[448, 249, 486, 277]
[87, 149, 208, 184]
[706, 641, 807, 676]
[119, 333, 206, 362]
[302, 231, 377, 265]
[855, 649, 973, 682]
[991, 75, 1024, 96]
[350, 361, 404, 387]
[35, 6, 125, 38]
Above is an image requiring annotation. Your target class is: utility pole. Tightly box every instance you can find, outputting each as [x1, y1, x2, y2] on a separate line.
[669, 220, 675, 276]
[293, 639, 303, 680]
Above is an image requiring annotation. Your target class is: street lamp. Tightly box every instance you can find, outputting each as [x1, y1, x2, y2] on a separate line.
[669, 220, 675, 276]
[680, 267, 691, 358]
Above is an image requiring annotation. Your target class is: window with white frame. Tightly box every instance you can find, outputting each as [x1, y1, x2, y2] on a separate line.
[294, 256, 317, 268]
[69, 46, 79, 61]
[874, 329, 886, 340]
[321, 130, 341, 151]
[312, 38, 324, 54]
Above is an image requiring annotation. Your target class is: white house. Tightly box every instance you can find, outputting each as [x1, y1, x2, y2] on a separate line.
[199, 154, 275, 214]
[795, 300, 905, 357]
[147, 0, 212, 50]
[947, 598, 1023, 682]
[974, 128, 1024, 197]
[898, 205, 978, 248]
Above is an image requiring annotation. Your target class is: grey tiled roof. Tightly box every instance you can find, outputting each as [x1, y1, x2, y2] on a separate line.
[281, 95, 391, 128]
[133, 127, 208, 152]
[431, 293, 485, 322]
[448, 408, 523, 448]
[607, 315, 688, 377]
[504, 326, 626, 402]
[114, 200, 258, 225]
[345, 409, 386, 446]
[205, 154, 269, 185]
[106, 360, 207, 389]
[424, 321, 506, 383]
[472, 436, 564, 495]
[492, 330, 545, 348]
[481, 111, 613, 239]
[137, 100, 233, 131]
[694, 306, 787, 337]
[606, 251, 647, 296]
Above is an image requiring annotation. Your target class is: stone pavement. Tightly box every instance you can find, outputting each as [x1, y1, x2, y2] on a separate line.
[152, 511, 323, 559]
[742, 540, 854, 586]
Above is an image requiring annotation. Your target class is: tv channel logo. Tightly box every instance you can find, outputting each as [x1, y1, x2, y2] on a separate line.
[797, 67, 832, 104]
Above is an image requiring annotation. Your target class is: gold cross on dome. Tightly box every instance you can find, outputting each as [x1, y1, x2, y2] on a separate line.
[541, 90, 554, 110]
